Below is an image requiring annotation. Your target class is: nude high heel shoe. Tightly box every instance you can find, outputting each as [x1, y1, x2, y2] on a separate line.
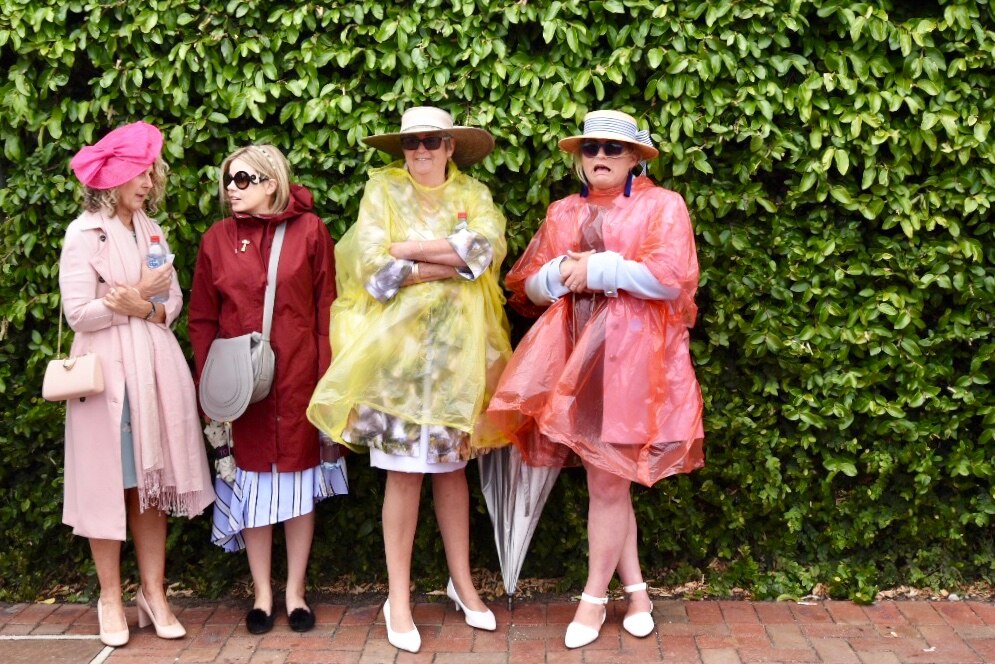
[136, 588, 186, 639]
[97, 599, 129, 647]
[383, 599, 421, 653]
[621, 582, 655, 638]
[564, 592, 608, 649]
[446, 578, 496, 631]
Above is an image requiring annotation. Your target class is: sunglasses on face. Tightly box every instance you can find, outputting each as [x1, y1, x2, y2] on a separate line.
[223, 171, 270, 189]
[580, 140, 628, 158]
[400, 135, 447, 151]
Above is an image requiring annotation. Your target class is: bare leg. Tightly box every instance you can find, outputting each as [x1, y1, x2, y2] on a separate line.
[126, 489, 179, 626]
[383, 470, 423, 632]
[614, 501, 652, 618]
[432, 469, 486, 612]
[89, 538, 126, 632]
[283, 512, 315, 613]
[572, 463, 633, 629]
[242, 525, 274, 612]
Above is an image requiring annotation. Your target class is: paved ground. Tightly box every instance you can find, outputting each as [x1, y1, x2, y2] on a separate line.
[2, 597, 994, 663]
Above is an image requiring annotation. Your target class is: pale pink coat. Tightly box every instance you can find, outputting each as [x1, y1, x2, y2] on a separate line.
[60, 211, 214, 540]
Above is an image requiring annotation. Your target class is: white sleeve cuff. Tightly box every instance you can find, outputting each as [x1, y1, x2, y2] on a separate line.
[365, 259, 413, 302]
[524, 256, 570, 305]
[447, 228, 493, 280]
[586, 252, 621, 297]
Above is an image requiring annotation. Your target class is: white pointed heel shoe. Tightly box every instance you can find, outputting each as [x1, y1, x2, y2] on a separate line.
[136, 588, 186, 639]
[383, 599, 421, 653]
[446, 578, 496, 631]
[622, 582, 655, 638]
[564, 592, 608, 649]
[97, 599, 129, 647]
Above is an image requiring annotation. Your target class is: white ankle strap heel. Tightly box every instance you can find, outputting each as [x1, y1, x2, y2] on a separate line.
[622, 582, 655, 638]
[565, 593, 608, 649]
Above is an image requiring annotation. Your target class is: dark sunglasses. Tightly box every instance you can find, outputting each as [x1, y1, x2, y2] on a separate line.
[399, 135, 447, 151]
[580, 140, 628, 158]
[223, 171, 270, 189]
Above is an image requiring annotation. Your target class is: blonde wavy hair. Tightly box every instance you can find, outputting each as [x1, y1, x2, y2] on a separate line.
[82, 156, 169, 215]
[218, 145, 291, 215]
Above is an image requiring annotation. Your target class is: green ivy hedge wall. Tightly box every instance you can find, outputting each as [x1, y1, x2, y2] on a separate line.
[2, 0, 994, 603]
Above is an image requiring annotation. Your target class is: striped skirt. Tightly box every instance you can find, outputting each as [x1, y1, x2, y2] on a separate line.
[212, 460, 349, 553]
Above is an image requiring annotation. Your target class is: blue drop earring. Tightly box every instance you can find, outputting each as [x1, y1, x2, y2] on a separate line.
[580, 182, 589, 197]
[623, 171, 634, 197]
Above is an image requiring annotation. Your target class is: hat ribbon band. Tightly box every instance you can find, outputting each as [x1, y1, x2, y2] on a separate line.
[582, 118, 654, 149]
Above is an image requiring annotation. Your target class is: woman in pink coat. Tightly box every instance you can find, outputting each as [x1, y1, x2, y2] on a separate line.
[488, 110, 704, 649]
[61, 122, 214, 647]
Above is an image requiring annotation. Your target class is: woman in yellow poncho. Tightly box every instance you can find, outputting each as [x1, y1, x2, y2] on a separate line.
[307, 106, 511, 653]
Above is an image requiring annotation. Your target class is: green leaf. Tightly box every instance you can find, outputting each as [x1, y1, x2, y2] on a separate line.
[834, 149, 850, 175]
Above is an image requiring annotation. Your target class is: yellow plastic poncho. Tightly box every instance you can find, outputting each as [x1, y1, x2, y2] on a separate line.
[307, 162, 512, 458]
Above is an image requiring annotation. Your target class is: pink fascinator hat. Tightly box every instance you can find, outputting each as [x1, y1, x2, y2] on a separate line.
[70, 121, 164, 190]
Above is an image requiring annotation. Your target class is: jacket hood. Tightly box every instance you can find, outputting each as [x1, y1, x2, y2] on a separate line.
[233, 183, 314, 224]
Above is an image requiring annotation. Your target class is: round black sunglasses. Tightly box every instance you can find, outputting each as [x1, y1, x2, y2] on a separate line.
[224, 171, 270, 189]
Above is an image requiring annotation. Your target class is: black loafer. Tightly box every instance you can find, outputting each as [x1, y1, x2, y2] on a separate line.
[288, 606, 315, 633]
[246, 608, 275, 634]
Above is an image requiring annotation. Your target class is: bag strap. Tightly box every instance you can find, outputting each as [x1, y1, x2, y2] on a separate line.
[261, 222, 287, 342]
[56, 300, 64, 358]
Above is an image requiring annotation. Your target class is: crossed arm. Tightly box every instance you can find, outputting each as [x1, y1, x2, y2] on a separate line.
[389, 238, 466, 286]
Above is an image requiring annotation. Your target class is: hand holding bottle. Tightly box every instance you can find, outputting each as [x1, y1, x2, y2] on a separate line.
[136, 262, 174, 302]
[146, 235, 174, 303]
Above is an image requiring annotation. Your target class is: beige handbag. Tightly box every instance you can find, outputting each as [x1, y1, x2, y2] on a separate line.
[199, 222, 285, 422]
[42, 302, 105, 402]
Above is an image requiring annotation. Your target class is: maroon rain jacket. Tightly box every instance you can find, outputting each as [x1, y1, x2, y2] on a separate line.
[189, 184, 336, 472]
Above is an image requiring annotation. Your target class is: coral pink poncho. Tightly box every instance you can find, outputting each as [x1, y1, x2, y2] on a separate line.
[487, 176, 704, 486]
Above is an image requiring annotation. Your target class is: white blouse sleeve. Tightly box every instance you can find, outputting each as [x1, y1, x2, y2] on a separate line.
[586, 251, 680, 300]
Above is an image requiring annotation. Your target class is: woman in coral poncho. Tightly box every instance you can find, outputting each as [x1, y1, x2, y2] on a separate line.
[487, 110, 704, 649]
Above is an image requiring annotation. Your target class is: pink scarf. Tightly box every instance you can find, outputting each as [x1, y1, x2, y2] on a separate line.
[97, 210, 211, 515]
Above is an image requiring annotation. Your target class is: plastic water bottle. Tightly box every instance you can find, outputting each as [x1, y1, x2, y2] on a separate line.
[147, 235, 168, 303]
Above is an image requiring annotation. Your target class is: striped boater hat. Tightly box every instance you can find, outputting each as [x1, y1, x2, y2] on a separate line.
[558, 110, 658, 160]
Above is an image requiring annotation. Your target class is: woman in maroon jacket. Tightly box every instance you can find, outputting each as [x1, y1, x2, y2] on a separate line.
[188, 145, 347, 634]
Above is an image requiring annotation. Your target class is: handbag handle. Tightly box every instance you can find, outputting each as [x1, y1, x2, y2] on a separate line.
[56, 300, 64, 358]
[261, 222, 287, 342]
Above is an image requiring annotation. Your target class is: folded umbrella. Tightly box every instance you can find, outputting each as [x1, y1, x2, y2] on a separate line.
[479, 444, 560, 607]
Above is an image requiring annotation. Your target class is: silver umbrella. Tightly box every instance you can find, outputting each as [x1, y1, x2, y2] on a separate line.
[478, 444, 561, 607]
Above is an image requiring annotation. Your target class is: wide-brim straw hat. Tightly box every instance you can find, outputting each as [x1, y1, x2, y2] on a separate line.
[559, 110, 659, 161]
[362, 106, 495, 168]
[70, 121, 163, 190]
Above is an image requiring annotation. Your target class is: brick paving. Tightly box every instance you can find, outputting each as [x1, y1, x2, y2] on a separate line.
[2, 598, 994, 663]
